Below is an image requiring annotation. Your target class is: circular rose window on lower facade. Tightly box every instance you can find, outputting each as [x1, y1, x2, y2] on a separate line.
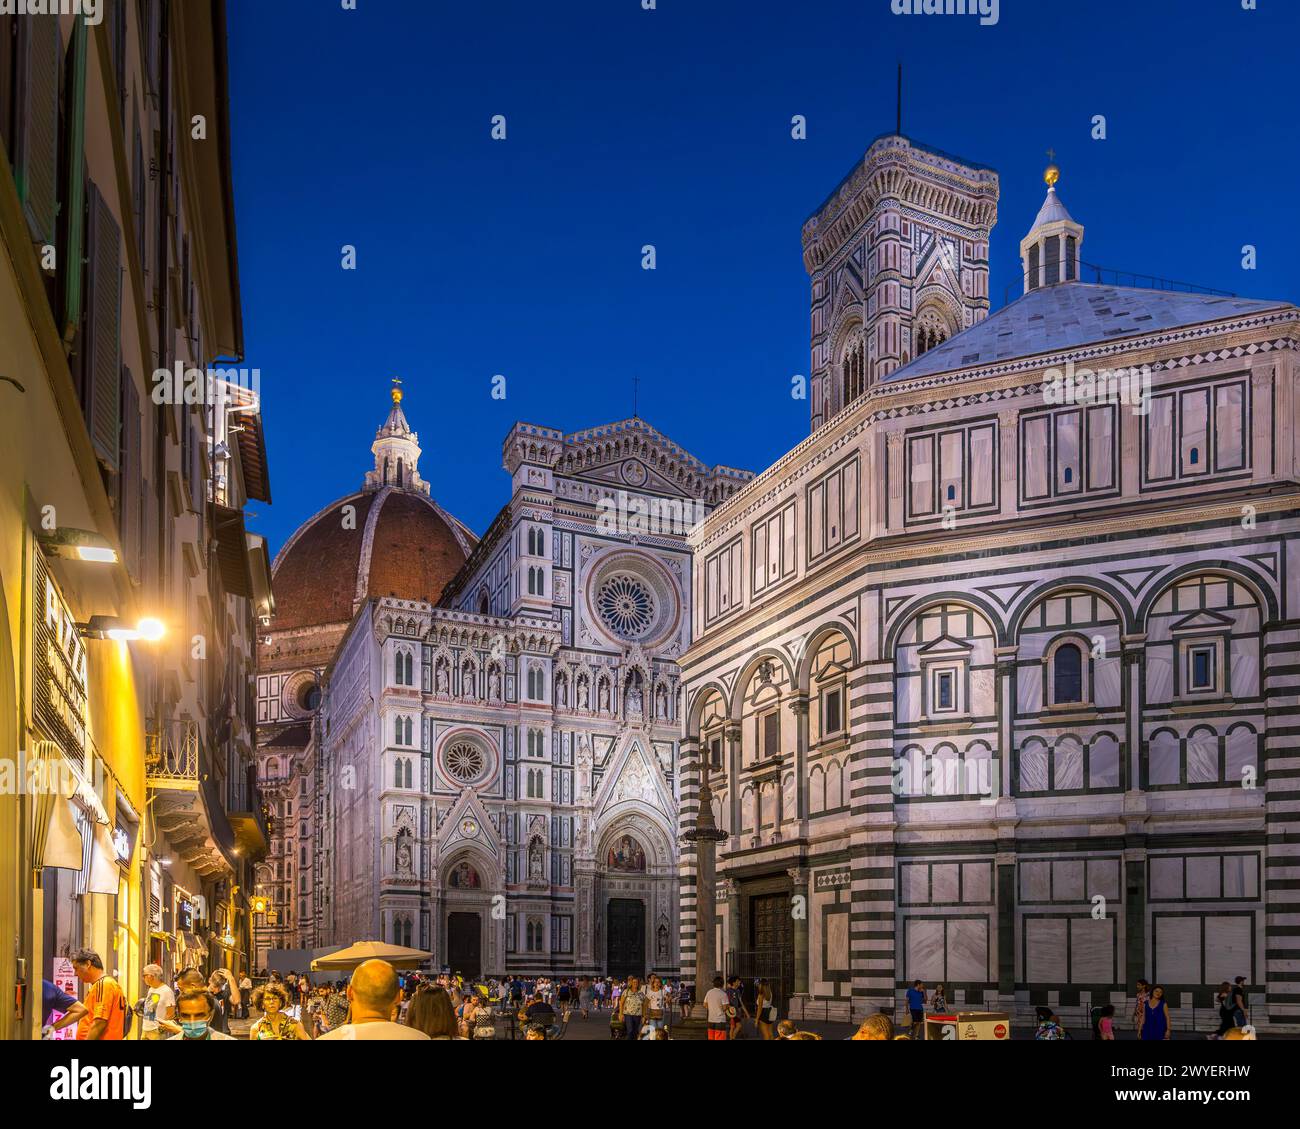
[443, 741, 486, 784]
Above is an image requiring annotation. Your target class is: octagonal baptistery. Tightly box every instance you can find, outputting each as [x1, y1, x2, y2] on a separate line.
[264, 388, 478, 672]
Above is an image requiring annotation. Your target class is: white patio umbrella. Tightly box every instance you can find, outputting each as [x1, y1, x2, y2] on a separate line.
[310, 941, 432, 971]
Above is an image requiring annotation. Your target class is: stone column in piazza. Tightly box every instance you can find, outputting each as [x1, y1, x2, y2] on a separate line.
[788, 867, 811, 1012]
[685, 760, 727, 1020]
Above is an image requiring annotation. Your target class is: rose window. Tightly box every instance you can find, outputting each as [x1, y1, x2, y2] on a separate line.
[444, 742, 485, 783]
[597, 575, 656, 639]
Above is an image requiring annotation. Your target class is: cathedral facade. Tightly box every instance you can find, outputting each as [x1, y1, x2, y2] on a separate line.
[257, 391, 749, 977]
[679, 135, 1300, 1032]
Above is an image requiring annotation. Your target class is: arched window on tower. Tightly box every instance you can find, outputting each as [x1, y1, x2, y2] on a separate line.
[383, 457, 390, 485]
[403, 717, 414, 746]
[394, 715, 403, 744]
[840, 329, 866, 407]
[478, 590, 490, 616]
[394, 757, 404, 788]
[404, 759, 413, 789]
[404, 652, 414, 685]
[1028, 244, 1041, 291]
[915, 306, 952, 357]
[396, 458, 404, 487]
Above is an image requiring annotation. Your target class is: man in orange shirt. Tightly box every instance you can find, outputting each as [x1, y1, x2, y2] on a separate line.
[47, 950, 126, 1040]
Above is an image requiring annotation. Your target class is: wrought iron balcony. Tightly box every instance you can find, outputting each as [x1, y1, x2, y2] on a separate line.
[145, 720, 200, 791]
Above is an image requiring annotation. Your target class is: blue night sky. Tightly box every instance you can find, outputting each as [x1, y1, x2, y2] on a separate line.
[226, 0, 1298, 557]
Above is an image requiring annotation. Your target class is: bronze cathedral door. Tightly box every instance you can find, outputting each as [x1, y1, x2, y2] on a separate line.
[447, 912, 482, 979]
[606, 898, 645, 979]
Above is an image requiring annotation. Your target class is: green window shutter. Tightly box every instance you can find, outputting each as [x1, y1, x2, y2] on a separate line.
[62, 17, 89, 344]
[14, 14, 60, 247]
[85, 180, 122, 470]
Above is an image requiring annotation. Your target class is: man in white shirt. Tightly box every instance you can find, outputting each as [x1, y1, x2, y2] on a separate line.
[140, 964, 179, 1040]
[317, 959, 430, 1041]
[703, 975, 731, 1041]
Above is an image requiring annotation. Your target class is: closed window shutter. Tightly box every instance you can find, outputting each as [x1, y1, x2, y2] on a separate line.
[118, 370, 142, 582]
[14, 14, 60, 246]
[61, 17, 88, 343]
[85, 180, 122, 469]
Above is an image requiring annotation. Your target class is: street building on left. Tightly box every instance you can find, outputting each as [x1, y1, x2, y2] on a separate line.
[0, 1, 270, 1038]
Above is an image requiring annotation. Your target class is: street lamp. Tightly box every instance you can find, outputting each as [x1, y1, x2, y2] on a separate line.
[79, 615, 166, 642]
[37, 528, 119, 563]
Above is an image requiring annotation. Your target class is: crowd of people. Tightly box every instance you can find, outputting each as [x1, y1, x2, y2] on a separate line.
[38, 948, 1261, 1042]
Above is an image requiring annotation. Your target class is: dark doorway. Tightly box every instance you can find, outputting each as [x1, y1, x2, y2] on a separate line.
[447, 912, 482, 978]
[606, 898, 646, 979]
[727, 890, 795, 1014]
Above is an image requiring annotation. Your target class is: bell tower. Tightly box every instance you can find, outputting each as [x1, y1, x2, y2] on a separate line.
[802, 135, 1000, 431]
[364, 378, 430, 495]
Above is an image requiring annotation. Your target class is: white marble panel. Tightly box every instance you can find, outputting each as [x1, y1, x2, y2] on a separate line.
[1149, 856, 1184, 901]
[970, 666, 996, 714]
[1025, 918, 1068, 982]
[1070, 917, 1115, 983]
[895, 676, 919, 723]
[1148, 731, 1180, 786]
[1054, 738, 1084, 791]
[1021, 860, 1051, 902]
[947, 919, 988, 982]
[962, 862, 992, 904]
[1146, 652, 1174, 704]
[1186, 855, 1221, 899]
[906, 918, 946, 981]
[1087, 859, 1120, 902]
[1052, 859, 1085, 902]
[1186, 732, 1218, 784]
[1094, 655, 1122, 708]
[1018, 665, 1043, 714]
[1154, 916, 1201, 983]
[1223, 854, 1257, 900]
[1020, 743, 1049, 792]
[1225, 728, 1257, 783]
[826, 911, 850, 973]
[1204, 916, 1252, 985]
[932, 863, 960, 903]
[902, 863, 929, 906]
[1089, 734, 1121, 789]
[1231, 640, 1259, 698]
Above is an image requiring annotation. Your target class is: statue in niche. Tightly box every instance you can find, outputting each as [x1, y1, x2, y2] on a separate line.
[598, 678, 610, 713]
[626, 671, 644, 716]
[488, 666, 502, 701]
[529, 838, 544, 880]
[656, 684, 668, 719]
[657, 923, 669, 958]
[395, 833, 413, 876]
[577, 677, 590, 710]
[556, 674, 568, 707]
[435, 661, 449, 694]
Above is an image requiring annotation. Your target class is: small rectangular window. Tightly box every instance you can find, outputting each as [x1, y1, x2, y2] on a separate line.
[763, 712, 780, 759]
[824, 688, 842, 735]
[1190, 646, 1216, 692]
[934, 670, 955, 712]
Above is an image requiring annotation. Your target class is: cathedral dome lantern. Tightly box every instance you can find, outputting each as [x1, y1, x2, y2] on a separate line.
[365, 379, 430, 496]
[1020, 157, 1084, 293]
[269, 382, 477, 641]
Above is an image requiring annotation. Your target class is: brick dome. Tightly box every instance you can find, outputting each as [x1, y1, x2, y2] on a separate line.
[271, 487, 477, 633]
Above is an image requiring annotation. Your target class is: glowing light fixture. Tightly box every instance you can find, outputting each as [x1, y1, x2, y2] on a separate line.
[80, 615, 167, 642]
[37, 528, 118, 564]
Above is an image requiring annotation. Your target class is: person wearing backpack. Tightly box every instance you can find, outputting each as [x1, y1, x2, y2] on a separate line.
[46, 950, 127, 1040]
